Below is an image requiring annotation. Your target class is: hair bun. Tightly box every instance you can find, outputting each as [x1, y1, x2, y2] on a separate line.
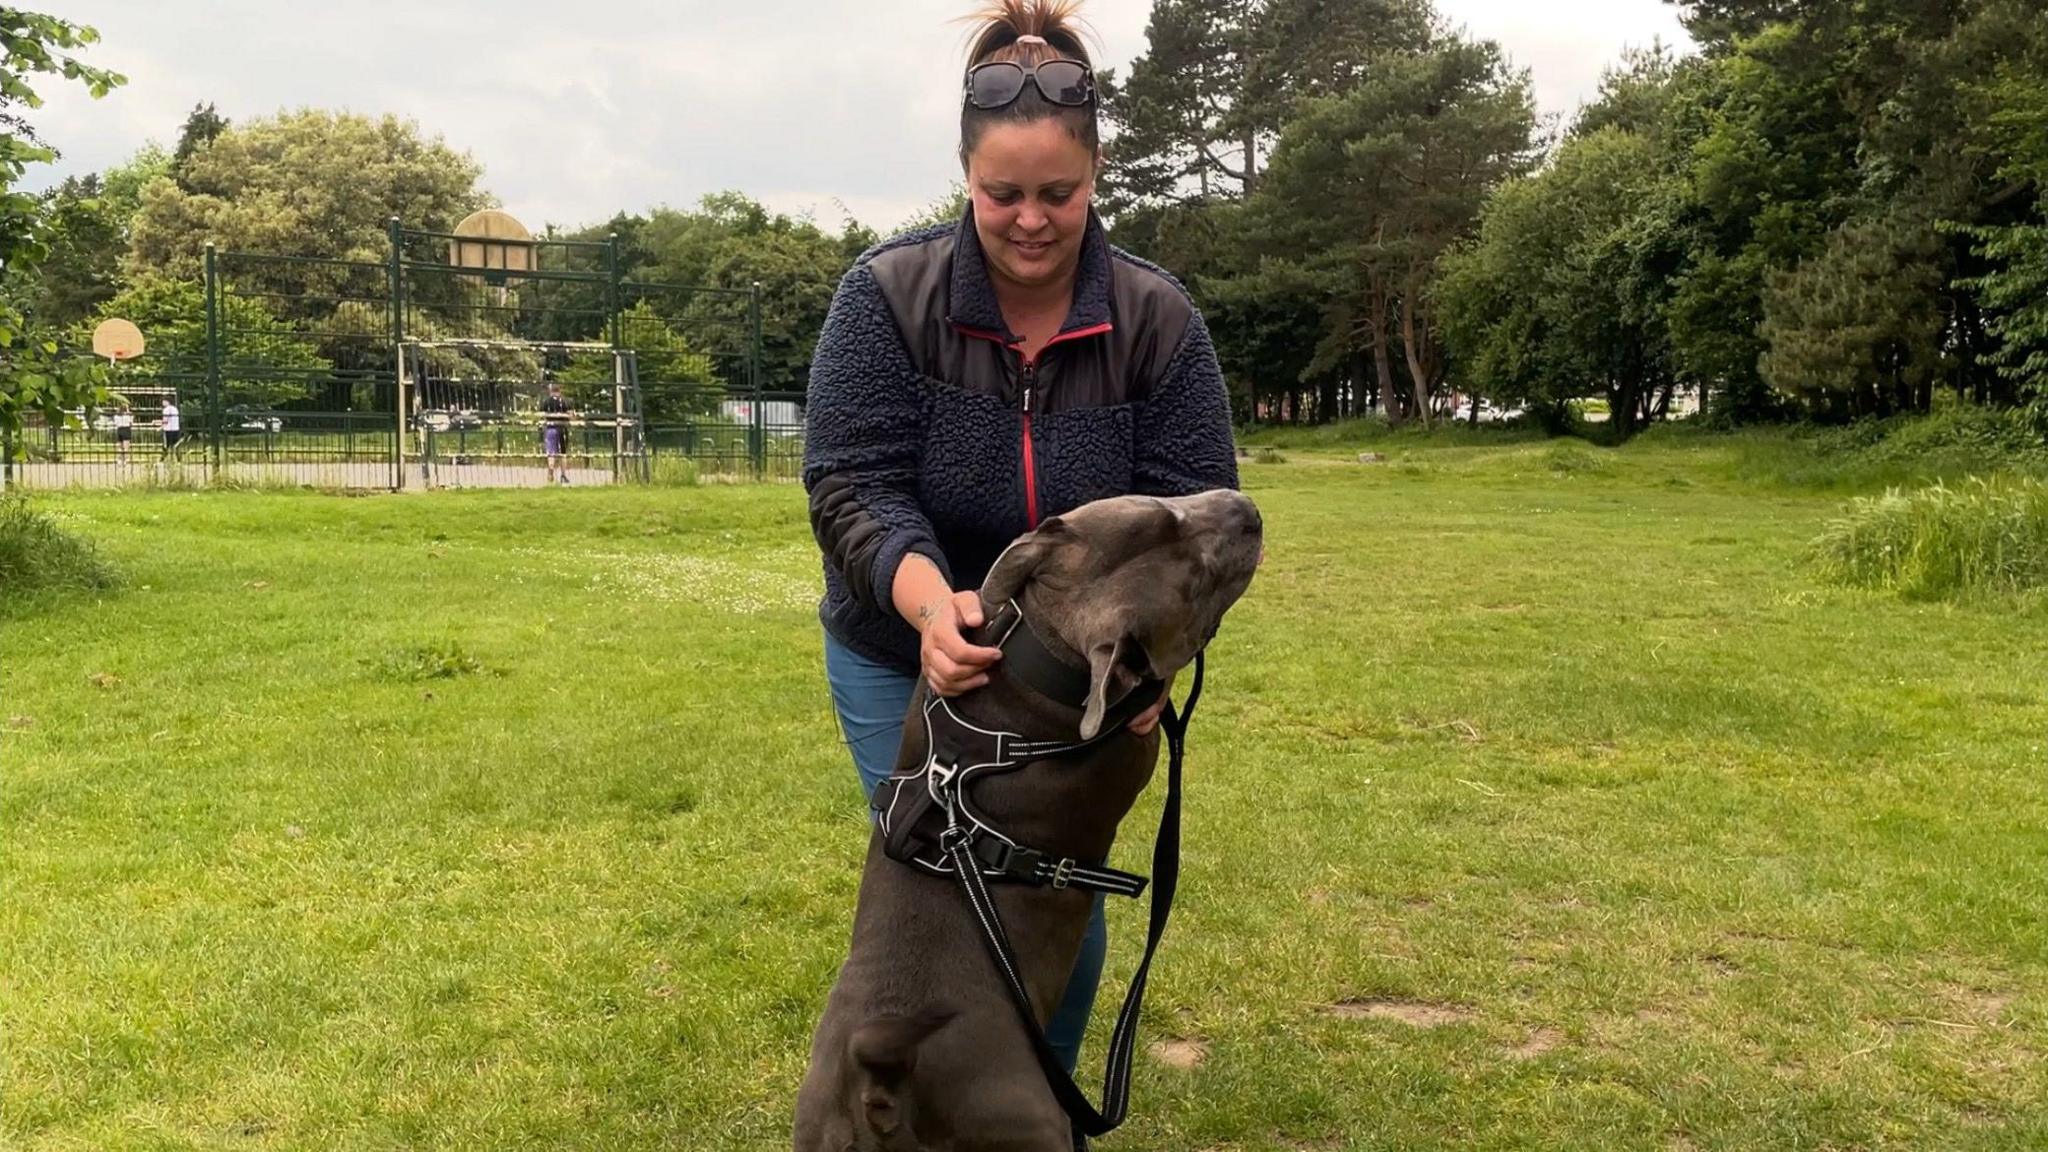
[962, 0, 1093, 67]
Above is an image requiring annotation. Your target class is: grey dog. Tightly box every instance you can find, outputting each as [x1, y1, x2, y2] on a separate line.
[796, 489, 1264, 1152]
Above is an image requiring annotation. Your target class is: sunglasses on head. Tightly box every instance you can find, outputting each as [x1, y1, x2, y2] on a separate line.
[963, 58, 1095, 110]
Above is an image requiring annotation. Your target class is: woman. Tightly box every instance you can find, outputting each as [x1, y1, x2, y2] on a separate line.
[800, 0, 1238, 1078]
[113, 402, 134, 466]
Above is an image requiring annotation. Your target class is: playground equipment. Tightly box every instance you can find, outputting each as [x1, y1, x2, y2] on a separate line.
[3, 214, 793, 491]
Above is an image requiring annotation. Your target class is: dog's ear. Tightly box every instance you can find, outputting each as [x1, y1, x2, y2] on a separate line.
[1080, 635, 1144, 742]
[980, 517, 1069, 607]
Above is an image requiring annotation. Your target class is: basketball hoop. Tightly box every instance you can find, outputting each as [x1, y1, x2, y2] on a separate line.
[91, 317, 146, 364]
[450, 208, 536, 287]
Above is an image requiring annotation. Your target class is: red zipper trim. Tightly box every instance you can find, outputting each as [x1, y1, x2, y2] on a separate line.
[949, 318, 1113, 533]
[1039, 321, 1113, 350]
[949, 321, 1017, 348]
[1020, 411, 1040, 528]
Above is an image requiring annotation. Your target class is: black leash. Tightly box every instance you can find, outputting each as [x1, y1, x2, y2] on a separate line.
[940, 649, 1204, 1138]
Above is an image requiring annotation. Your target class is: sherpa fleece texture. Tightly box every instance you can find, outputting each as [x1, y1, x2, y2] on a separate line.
[802, 214, 1238, 674]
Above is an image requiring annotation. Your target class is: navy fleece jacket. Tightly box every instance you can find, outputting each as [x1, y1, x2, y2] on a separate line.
[802, 210, 1238, 674]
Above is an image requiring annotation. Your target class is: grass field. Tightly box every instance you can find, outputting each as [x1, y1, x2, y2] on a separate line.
[5, 433, 2046, 1150]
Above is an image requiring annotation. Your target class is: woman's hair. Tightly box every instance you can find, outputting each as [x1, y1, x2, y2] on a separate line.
[958, 0, 1098, 166]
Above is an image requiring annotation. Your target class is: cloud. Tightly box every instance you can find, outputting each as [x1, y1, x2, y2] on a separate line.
[24, 0, 1690, 234]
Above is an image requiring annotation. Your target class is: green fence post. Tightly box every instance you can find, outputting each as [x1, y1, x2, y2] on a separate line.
[387, 216, 404, 490]
[749, 281, 765, 479]
[205, 244, 223, 480]
[608, 232, 624, 481]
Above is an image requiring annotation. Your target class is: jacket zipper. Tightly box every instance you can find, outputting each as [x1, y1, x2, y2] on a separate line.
[1014, 328, 1109, 530]
[1020, 356, 1040, 529]
[948, 319, 1115, 532]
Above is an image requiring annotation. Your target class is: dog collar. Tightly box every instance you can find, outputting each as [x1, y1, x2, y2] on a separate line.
[979, 598, 1164, 718]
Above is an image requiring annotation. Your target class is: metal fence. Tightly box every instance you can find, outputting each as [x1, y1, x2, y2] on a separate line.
[0, 219, 793, 491]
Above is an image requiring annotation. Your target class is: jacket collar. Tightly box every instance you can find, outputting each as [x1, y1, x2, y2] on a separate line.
[947, 202, 1115, 342]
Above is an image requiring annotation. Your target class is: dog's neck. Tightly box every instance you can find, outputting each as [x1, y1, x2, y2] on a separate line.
[936, 591, 1160, 863]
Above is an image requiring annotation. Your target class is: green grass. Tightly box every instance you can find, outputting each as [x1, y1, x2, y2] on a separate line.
[0, 495, 118, 600]
[1672, 405, 2048, 492]
[1239, 415, 1550, 452]
[6, 438, 2048, 1150]
[1811, 476, 2048, 601]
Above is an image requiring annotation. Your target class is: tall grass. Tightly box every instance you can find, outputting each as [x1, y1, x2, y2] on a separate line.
[648, 455, 702, 487]
[1728, 405, 2048, 490]
[1237, 416, 1549, 451]
[0, 496, 117, 598]
[1810, 475, 2048, 599]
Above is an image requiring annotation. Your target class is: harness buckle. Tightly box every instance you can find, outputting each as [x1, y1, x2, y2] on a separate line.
[1051, 858, 1075, 890]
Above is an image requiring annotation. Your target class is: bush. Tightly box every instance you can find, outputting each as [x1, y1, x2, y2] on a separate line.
[0, 497, 117, 599]
[1810, 476, 2048, 600]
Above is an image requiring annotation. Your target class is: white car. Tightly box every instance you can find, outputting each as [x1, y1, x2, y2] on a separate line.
[1451, 400, 1524, 423]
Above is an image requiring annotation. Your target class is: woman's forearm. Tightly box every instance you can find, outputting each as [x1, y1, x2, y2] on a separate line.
[891, 553, 954, 634]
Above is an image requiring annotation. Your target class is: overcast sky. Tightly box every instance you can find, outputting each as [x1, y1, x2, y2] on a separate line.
[22, 0, 1693, 235]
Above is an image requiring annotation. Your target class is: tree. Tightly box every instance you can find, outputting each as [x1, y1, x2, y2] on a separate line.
[1226, 34, 1538, 424]
[539, 193, 866, 399]
[639, 193, 863, 395]
[169, 101, 227, 186]
[1100, 0, 1431, 209]
[1760, 215, 1944, 418]
[100, 142, 171, 221]
[1643, 2, 2044, 421]
[1438, 128, 1686, 436]
[1570, 41, 1685, 142]
[87, 275, 331, 408]
[23, 142, 172, 331]
[127, 108, 488, 275]
[1, 7, 124, 442]
[558, 300, 723, 423]
[1953, 2, 2048, 417]
[896, 183, 967, 234]
[1198, 251, 1329, 423]
[1663, 0, 1800, 53]
[26, 173, 121, 328]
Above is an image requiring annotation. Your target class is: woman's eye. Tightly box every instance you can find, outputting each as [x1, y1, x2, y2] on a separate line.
[990, 191, 1020, 205]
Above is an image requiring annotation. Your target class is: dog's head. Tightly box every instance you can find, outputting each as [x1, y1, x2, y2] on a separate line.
[982, 489, 1263, 740]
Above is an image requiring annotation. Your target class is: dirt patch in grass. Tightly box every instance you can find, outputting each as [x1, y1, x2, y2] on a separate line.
[1325, 998, 1473, 1028]
[1508, 1027, 1564, 1059]
[1941, 984, 2016, 1025]
[1148, 1037, 1208, 1069]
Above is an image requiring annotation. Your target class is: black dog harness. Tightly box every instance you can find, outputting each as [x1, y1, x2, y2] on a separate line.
[869, 600, 1204, 1138]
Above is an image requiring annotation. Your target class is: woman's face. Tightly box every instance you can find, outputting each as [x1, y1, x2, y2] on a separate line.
[965, 119, 1097, 296]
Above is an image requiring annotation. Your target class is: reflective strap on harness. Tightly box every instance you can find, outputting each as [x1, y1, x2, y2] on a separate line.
[970, 835, 1149, 898]
[946, 650, 1203, 1139]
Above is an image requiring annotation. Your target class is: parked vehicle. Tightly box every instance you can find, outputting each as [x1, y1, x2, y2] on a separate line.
[226, 406, 284, 433]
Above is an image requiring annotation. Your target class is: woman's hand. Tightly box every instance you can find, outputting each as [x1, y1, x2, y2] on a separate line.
[1126, 695, 1167, 736]
[1126, 671, 1178, 735]
[917, 589, 1002, 696]
[894, 554, 1000, 696]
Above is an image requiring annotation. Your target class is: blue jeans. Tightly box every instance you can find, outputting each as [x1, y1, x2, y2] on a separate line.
[824, 632, 1106, 1076]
